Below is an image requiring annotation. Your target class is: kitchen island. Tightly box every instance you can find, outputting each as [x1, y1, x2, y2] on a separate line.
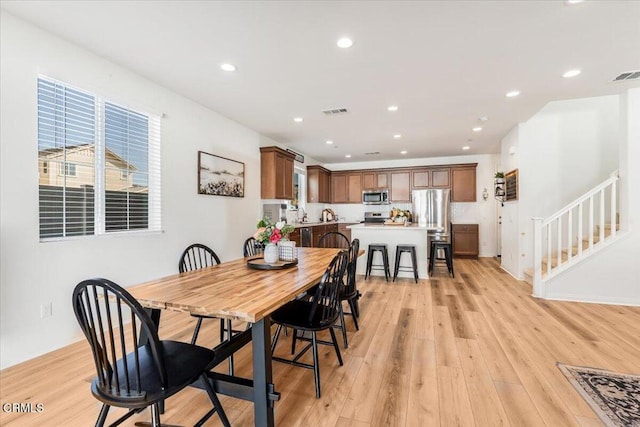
[348, 223, 434, 280]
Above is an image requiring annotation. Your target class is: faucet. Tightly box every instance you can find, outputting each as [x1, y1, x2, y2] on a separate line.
[297, 207, 307, 223]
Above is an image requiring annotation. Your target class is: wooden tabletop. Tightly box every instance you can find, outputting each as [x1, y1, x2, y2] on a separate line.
[128, 247, 342, 323]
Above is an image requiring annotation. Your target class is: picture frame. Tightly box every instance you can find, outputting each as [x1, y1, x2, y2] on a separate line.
[505, 168, 518, 201]
[197, 151, 245, 197]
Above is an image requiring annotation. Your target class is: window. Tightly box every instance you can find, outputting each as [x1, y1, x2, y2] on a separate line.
[59, 163, 77, 176]
[37, 77, 161, 239]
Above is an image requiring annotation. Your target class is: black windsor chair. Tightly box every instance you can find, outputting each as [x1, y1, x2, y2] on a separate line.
[178, 243, 236, 375]
[333, 238, 361, 348]
[243, 237, 265, 257]
[317, 231, 351, 249]
[72, 278, 229, 427]
[270, 250, 349, 398]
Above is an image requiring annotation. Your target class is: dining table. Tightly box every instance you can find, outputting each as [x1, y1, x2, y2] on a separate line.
[127, 247, 343, 427]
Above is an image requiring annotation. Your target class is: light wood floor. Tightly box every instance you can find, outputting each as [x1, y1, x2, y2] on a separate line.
[2, 258, 639, 426]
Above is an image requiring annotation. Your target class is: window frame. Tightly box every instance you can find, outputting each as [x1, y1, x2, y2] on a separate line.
[37, 76, 162, 241]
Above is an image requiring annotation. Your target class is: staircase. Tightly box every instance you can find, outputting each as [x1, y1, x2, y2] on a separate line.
[528, 171, 621, 297]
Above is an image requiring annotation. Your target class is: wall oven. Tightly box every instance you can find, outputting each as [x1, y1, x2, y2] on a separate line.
[362, 189, 390, 205]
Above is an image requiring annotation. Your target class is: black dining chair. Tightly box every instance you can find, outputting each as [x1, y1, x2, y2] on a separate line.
[178, 243, 236, 374]
[317, 231, 350, 249]
[72, 278, 230, 427]
[270, 250, 349, 398]
[243, 237, 265, 257]
[333, 238, 360, 348]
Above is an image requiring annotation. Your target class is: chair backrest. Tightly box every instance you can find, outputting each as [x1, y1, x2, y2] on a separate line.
[179, 243, 221, 273]
[309, 250, 349, 327]
[343, 238, 360, 297]
[243, 237, 264, 257]
[317, 231, 350, 249]
[72, 278, 165, 402]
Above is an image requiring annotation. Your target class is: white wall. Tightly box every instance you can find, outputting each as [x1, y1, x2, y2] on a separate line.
[543, 88, 639, 305]
[499, 125, 521, 277]
[500, 95, 621, 279]
[324, 153, 501, 257]
[0, 12, 272, 368]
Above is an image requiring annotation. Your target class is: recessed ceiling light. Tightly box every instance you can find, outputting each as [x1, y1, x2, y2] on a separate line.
[345, 154, 352, 158]
[472, 127, 483, 132]
[506, 90, 520, 98]
[479, 116, 489, 122]
[563, 69, 582, 78]
[566, 0, 584, 4]
[293, 117, 303, 123]
[462, 146, 471, 150]
[220, 63, 237, 72]
[326, 140, 333, 145]
[400, 150, 407, 155]
[337, 37, 354, 48]
[387, 105, 399, 112]
[393, 134, 402, 139]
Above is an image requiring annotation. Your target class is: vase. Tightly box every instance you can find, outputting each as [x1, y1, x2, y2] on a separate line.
[263, 243, 279, 264]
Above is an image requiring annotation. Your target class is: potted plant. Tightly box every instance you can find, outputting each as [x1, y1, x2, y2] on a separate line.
[254, 219, 295, 263]
[494, 172, 505, 184]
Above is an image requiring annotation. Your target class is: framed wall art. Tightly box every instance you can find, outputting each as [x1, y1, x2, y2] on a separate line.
[198, 151, 245, 197]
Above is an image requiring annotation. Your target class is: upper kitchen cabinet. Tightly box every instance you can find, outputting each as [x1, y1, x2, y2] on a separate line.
[451, 164, 477, 202]
[390, 171, 411, 202]
[362, 171, 389, 190]
[307, 165, 331, 203]
[346, 172, 363, 203]
[431, 168, 451, 188]
[331, 171, 362, 204]
[411, 167, 450, 189]
[260, 146, 295, 200]
[330, 173, 347, 203]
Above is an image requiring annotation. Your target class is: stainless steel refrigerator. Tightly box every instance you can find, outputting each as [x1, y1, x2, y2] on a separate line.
[412, 189, 451, 243]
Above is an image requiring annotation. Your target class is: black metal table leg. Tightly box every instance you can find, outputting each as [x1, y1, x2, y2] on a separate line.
[252, 317, 275, 427]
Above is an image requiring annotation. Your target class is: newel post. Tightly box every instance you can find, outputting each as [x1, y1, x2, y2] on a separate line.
[532, 217, 544, 298]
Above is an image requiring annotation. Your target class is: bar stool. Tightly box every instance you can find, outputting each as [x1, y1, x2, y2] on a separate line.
[393, 244, 419, 283]
[365, 244, 391, 281]
[429, 241, 454, 277]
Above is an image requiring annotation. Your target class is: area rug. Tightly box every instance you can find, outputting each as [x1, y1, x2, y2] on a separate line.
[557, 363, 640, 427]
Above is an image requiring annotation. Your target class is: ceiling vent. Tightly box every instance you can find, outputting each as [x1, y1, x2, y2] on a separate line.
[364, 151, 380, 155]
[612, 71, 640, 82]
[322, 108, 348, 115]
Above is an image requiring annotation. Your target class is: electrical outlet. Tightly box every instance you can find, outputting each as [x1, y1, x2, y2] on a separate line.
[40, 302, 52, 318]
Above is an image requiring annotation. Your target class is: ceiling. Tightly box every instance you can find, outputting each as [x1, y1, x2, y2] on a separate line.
[2, 1, 639, 163]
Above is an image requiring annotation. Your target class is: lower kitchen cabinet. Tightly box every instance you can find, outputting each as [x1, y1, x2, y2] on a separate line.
[452, 224, 479, 257]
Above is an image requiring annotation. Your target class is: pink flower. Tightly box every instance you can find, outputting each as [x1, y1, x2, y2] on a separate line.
[269, 229, 282, 243]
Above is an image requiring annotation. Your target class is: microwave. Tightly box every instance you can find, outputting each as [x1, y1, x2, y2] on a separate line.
[362, 189, 390, 205]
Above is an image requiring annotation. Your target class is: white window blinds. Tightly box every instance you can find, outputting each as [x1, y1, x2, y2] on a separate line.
[37, 77, 161, 239]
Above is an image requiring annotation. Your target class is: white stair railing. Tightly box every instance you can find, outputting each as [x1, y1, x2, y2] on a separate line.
[532, 170, 619, 297]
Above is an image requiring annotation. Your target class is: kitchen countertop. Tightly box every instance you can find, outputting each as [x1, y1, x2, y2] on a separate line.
[348, 223, 443, 231]
[290, 220, 358, 229]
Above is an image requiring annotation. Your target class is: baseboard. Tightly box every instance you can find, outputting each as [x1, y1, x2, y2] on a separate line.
[542, 293, 640, 307]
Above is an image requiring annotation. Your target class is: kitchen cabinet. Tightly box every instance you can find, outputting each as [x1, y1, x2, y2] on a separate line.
[347, 172, 362, 203]
[431, 168, 451, 188]
[260, 146, 295, 200]
[411, 168, 450, 189]
[331, 172, 362, 204]
[451, 165, 477, 202]
[307, 165, 331, 203]
[362, 171, 388, 190]
[411, 169, 430, 188]
[452, 224, 479, 257]
[312, 224, 327, 247]
[338, 222, 355, 241]
[390, 171, 411, 202]
[288, 228, 301, 246]
[331, 173, 347, 203]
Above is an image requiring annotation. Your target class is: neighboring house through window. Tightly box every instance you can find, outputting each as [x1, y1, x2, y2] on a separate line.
[37, 77, 161, 239]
